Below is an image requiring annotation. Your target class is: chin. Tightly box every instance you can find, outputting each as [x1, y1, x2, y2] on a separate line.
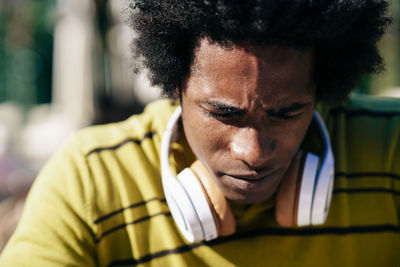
[223, 187, 276, 204]
[217, 173, 283, 204]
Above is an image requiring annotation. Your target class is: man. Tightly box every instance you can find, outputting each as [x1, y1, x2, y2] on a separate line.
[1, 0, 399, 266]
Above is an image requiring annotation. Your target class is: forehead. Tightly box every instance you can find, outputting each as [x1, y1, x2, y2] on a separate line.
[186, 39, 315, 104]
[192, 39, 312, 73]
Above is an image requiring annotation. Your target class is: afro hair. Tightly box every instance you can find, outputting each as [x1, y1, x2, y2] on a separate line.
[129, 0, 391, 103]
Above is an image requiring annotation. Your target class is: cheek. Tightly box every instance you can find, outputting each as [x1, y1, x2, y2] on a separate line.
[276, 125, 306, 148]
[270, 117, 314, 160]
[274, 133, 303, 165]
[182, 109, 230, 162]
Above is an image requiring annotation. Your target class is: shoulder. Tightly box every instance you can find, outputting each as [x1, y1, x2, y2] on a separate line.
[57, 97, 178, 210]
[31, 98, 179, 231]
[327, 93, 400, 173]
[0, 99, 179, 265]
[25, 98, 178, 251]
[69, 98, 179, 157]
[322, 95, 400, 250]
[61, 98, 178, 238]
[39, 98, 178, 181]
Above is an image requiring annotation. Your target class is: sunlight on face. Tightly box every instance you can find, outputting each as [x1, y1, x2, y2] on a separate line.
[181, 39, 316, 203]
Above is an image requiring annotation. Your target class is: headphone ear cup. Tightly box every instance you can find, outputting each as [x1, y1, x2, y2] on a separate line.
[162, 176, 204, 242]
[276, 151, 320, 227]
[275, 150, 306, 227]
[311, 153, 335, 225]
[296, 152, 319, 226]
[177, 168, 218, 241]
[189, 160, 236, 236]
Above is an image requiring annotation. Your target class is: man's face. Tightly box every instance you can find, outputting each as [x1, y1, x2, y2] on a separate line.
[180, 39, 316, 204]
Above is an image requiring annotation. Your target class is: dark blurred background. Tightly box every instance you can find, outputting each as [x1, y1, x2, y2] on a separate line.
[0, 0, 399, 250]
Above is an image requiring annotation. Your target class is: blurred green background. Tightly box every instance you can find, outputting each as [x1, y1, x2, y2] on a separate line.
[0, 0, 55, 109]
[357, 0, 400, 96]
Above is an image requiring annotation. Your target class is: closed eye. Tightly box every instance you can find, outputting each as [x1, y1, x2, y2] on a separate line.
[267, 102, 310, 121]
[201, 100, 246, 120]
[272, 112, 302, 121]
[207, 109, 244, 120]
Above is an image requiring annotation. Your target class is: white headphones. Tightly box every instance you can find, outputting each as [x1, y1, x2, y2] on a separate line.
[161, 106, 335, 243]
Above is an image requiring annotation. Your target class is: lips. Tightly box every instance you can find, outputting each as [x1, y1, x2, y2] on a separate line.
[225, 169, 278, 181]
[218, 168, 280, 191]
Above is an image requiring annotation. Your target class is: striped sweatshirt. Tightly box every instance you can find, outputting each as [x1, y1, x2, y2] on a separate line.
[0, 94, 399, 266]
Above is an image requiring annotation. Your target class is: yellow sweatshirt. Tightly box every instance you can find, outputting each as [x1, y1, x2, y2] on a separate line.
[1, 95, 399, 266]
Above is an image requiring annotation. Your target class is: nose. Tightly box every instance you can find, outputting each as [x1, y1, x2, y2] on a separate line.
[230, 127, 275, 169]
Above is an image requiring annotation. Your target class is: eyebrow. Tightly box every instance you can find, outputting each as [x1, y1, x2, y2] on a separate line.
[201, 99, 312, 114]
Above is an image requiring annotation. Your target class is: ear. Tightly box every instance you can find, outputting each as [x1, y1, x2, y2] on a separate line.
[190, 160, 236, 236]
[174, 87, 182, 101]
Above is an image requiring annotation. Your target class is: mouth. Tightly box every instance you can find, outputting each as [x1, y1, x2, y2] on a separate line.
[226, 168, 278, 181]
[222, 169, 280, 191]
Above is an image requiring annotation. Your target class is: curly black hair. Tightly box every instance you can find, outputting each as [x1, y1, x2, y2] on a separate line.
[129, 0, 391, 103]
